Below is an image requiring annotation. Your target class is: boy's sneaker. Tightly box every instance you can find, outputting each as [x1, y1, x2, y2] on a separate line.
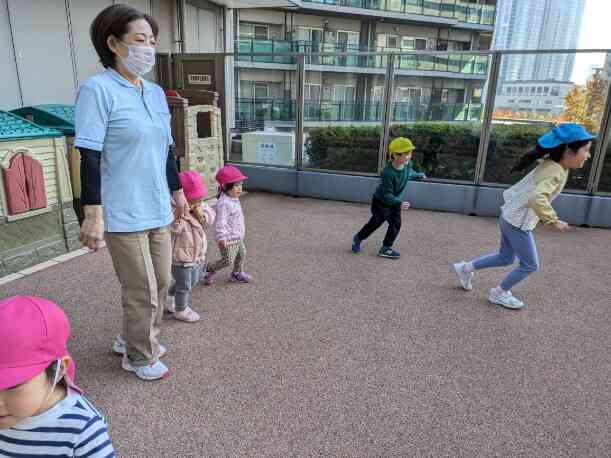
[230, 272, 252, 283]
[488, 288, 525, 310]
[351, 235, 362, 254]
[453, 261, 474, 291]
[122, 355, 169, 381]
[203, 271, 217, 285]
[174, 306, 201, 322]
[378, 247, 400, 259]
[112, 336, 167, 358]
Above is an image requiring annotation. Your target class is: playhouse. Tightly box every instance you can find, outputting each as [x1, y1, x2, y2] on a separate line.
[0, 111, 80, 276]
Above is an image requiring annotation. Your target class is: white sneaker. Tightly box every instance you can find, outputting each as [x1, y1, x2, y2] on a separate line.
[453, 261, 474, 291]
[165, 296, 176, 314]
[112, 336, 167, 358]
[122, 355, 169, 381]
[173, 306, 201, 322]
[488, 288, 525, 310]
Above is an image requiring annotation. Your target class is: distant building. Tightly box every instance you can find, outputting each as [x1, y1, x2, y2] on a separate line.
[495, 80, 574, 115]
[492, 0, 586, 83]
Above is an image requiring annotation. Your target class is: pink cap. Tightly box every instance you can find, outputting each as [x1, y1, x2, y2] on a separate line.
[179, 170, 208, 201]
[215, 165, 248, 188]
[0, 296, 80, 392]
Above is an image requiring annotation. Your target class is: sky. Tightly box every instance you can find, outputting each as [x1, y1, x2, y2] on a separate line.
[571, 0, 611, 84]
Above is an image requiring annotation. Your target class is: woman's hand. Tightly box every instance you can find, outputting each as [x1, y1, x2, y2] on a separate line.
[401, 201, 411, 211]
[173, 189, 189, 221]
[80, 205, 105, 251]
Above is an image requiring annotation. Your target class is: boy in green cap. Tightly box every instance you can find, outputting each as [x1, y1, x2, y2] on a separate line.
[352, 137, 425, 258]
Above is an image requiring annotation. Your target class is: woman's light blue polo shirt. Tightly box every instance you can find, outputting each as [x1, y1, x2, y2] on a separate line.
[74, 68, 174, 233]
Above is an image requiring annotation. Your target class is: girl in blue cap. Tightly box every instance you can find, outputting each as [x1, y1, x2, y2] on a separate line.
[452, 123, 595, 310]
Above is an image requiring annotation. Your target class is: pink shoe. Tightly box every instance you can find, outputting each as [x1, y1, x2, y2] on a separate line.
[230, 272, 252, 283]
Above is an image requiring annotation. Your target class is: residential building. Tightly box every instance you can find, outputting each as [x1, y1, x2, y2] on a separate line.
[492, 0, 585, 83]
[233, 0, 497, 126]
[495, 80, 574, 116]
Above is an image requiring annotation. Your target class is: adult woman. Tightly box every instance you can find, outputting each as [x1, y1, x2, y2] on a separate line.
[75, 4, 188, 380]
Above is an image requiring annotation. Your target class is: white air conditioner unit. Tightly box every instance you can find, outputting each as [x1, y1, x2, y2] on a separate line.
[242, 131, 295, 166]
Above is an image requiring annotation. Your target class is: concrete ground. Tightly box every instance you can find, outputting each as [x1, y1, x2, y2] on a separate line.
[1, 192, 610, 457]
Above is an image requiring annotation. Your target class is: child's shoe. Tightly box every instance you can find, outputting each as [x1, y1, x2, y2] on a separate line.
[174, 306, 201, 322]
[122, 355, 169, 381]
[452, 261, 474, 291]
[203, 271, 217, 285]
[165, 295, 176, 314]
[378, 246, 400, 259]
[113, 335, 167, 358]
[488, 288, 525, 310]
[351, 235, 362, 254]
[230, 272, 252, 283]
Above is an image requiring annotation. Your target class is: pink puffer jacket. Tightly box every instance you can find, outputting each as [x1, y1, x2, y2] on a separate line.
[171, 202, 215, 264]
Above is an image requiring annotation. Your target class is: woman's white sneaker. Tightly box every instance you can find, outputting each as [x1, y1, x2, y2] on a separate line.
[122, 355, 169, 381]
[488, 288, 525, 310]
[453, 261, 474, 291]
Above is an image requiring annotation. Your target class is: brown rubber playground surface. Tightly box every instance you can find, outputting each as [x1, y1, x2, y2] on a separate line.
[2, 192, 610, 457]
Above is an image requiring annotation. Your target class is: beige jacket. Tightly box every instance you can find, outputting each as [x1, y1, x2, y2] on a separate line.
[501, 159, 568, 231]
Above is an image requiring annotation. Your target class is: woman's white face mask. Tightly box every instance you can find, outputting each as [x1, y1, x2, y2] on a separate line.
[120, 42, 156, 76]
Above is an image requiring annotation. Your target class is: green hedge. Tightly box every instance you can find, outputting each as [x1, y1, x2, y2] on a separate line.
[304, 122, 591, 185]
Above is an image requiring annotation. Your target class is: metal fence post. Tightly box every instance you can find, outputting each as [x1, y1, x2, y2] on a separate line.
[587, 81, 611, 193]
[474, 52, 502, 185]
[378, 53, 396, 174]
[296, 54, 306, 171]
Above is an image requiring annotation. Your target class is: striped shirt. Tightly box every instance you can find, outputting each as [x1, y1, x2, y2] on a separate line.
[0, 391, 115, 457]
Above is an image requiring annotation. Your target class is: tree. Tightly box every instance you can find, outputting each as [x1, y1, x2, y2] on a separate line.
[562, 72, 609, 132]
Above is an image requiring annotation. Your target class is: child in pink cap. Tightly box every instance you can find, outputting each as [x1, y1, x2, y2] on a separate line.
[0, 296, 115, 456]
[204, 165, 252, 284]
[167, 170, 216, 322]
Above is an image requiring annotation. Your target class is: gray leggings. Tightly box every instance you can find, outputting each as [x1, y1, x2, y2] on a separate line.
[169, 264, 203, 312]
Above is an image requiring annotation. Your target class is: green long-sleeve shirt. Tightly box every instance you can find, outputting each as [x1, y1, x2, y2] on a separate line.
[373, 163, 424, 206]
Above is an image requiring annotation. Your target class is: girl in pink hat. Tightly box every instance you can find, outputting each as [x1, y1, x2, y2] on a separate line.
[167, 170, 216, 322]
[204, 165, 252, 284]
[0, 296, 115, 456]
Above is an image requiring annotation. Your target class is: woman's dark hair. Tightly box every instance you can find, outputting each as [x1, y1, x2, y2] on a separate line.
[511, 139, 592, 173]
[90, 4, 159, 68]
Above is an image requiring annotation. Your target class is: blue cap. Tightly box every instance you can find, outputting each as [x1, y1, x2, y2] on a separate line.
[537, 123, 596, 148]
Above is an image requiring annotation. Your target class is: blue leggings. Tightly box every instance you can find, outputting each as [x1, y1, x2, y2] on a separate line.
[472, 217, 540, 291]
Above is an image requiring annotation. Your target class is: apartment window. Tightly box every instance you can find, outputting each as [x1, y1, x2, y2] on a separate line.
[518, 87, 524, 94]
[415, 38, 427, 50]
[401, 37, 416, 50]
[537, 87, 543, 94]
[471, 88, 483, 103]
[372, 86, 385, 102]
[305, 84, 321, 101]
[240, 23, 269, 40]
[545, 100, 554, 105]
[394, 87, 422, 103]
[544, 86, 550, 94]
[333, 85, 357, 103]
[254, 82, 268, 99]
[550, 87, 559, 96]
[506, 87, 513, 95]
[508, 99, 515, 103]
[518, 99, 531, 103]
[530, 86, 536, 94]
[387, 35, 400, 49]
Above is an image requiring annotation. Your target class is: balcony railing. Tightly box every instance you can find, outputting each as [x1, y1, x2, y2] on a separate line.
[236, 39, 489, 75]
[302, 0, 496, 26]
[235, 98, 483, 123]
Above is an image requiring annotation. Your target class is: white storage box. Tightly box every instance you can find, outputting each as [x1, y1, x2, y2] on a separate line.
[241, 131, 295, 166]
